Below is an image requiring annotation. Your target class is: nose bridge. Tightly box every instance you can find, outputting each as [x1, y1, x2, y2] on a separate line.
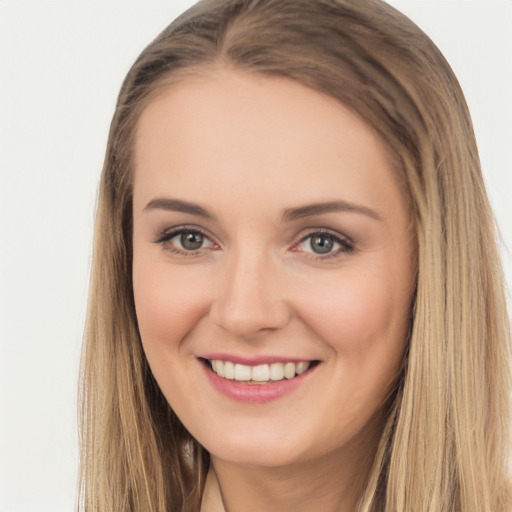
[211, 244, 290, 338]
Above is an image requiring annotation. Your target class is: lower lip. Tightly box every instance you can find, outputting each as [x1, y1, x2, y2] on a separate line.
[202, 362, 315, 404]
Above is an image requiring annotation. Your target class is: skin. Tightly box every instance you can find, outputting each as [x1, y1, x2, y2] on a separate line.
[132, 69, 416, 511]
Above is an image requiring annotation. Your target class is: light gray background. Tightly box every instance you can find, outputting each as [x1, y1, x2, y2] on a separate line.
[0, 1, 510, 511]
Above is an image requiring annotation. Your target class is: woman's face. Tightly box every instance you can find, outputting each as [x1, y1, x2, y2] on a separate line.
[132, 69, 415, 469]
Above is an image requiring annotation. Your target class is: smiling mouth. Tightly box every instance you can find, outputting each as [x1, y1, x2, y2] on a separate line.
[203, 359, 319, 384]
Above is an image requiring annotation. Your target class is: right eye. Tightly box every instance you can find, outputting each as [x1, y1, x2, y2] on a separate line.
[155, 228, 216, 255]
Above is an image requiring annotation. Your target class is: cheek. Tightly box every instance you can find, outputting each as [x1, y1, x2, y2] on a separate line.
[132, 260, 211, 352]
[296, 265, 412, 429]
[296, 263, 412, 360]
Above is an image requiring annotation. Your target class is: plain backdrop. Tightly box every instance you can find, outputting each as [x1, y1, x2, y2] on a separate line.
[0, 1, 510, 511]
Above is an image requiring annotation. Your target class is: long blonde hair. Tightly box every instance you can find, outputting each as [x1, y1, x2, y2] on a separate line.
[79, 0, 512, 510]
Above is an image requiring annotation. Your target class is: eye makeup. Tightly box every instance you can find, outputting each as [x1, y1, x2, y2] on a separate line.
[153, 223, 355, 261]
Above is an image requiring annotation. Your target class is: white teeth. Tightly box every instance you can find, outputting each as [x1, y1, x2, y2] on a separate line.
[269, 362, 284, 381]
[252, 364, 270, 381]
[209, 360, 311, 382]
[284, 362, 296, 379]
[216, 360, 225, 377]
[296, 361, 309, 375]
[234, 363, 252, 381]
[224, 361, 235, 379]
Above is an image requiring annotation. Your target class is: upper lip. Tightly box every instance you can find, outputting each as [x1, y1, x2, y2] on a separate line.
[200, 353, 317, 366]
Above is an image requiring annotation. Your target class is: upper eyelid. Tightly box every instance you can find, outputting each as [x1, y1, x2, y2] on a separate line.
[297, 228, 353, 245]
[154, 227, 218, 257]
[293, 230, 355, 257]
[154, 225, 216, 243]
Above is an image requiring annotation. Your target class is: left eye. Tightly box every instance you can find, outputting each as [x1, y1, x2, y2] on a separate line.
[297, 232, 353, 256]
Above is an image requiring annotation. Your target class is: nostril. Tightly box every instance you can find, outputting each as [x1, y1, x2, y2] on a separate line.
[209, 295, 291, 339]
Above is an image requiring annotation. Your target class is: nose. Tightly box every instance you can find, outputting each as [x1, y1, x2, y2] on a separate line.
[209, 249, 291, 339]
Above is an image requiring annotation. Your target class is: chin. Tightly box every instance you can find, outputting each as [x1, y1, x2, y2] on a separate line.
[191, 415, 351, 470]
[208, 440, 309, 469]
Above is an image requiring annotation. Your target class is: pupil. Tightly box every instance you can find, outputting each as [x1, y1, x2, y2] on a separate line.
[181, 232, 203, 250]
[310, 235, 334, 254]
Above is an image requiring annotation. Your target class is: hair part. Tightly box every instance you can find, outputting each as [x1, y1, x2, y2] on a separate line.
[79, 1, 512, 510]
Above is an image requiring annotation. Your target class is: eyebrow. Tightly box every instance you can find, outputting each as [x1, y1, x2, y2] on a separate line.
[143, 197, 382, 222]
[143, 198, 215, 218]
[281, 200, 382, 222]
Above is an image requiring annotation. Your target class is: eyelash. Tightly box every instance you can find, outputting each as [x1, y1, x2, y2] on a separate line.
[295, 229, 355, 260]
[154, 226, 217, 258]
[154, 226, 355, 260]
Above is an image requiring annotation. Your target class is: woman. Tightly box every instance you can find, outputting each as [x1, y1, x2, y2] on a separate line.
[79, 0, 512, 510]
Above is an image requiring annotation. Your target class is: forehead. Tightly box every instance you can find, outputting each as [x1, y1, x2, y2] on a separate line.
[133, 69, 403, 220]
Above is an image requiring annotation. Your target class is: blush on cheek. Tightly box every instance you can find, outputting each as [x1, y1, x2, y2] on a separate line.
[303, 279, 398, 355]
[133, 267, 209, 351]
